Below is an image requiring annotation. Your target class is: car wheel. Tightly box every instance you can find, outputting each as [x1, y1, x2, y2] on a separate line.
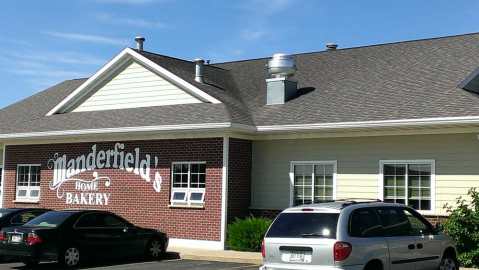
[146, 238, 164, 259]
[22, 259, 39, 268]
[439, 254, 459, 270]
[61, 246, 81, 268]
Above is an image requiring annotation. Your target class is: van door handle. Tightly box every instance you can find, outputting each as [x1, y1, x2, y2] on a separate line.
[416, 243, 423, 249]
[408, 244, 415, 250]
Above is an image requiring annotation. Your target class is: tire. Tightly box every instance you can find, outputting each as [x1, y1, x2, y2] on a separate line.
[60, 246, 81, 268]
[439, 254, 459, 270]
[145, 238, 165, 260]
[22, 259, 39, 268]
[364, 260, 383, 270]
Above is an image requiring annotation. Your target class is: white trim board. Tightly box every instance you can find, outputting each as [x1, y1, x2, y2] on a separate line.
[46, 48, 220, 116]
[5, 116, 479, 141]
[168, 238, 224, 250]
[220, 136, 229, 249]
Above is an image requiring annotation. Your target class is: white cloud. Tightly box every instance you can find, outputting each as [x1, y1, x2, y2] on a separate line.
[95, 13, 167, 28]
[44, 31, 128, 46]
[8, 51, 106, 66]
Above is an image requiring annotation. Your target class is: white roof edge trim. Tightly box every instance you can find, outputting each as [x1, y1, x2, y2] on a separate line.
[0, 122, 236, 139]
[3, 115, 479, 140]
[46, 48, 221, 116]
[257, 115, 479, 131]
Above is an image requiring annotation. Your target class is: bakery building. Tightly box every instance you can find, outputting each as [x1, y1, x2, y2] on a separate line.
[1, 33, 479, 249]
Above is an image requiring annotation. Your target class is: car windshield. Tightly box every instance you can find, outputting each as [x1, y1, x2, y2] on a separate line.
[24, 211, 73, 228]
[0, 208, 16, 218]
[266, 212, 339, 239]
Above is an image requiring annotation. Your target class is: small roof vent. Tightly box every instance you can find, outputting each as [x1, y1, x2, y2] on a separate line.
[326, 43, 338, 51]
[267, 53, 296, 78]
[135, 36, 145, 51]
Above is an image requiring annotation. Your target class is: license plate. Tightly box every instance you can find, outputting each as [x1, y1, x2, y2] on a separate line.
[282, 251, 312, 263]
[10, 234, 22, 243]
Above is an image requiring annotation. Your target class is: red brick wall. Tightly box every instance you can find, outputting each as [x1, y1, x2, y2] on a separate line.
[3, 138, 223, 241]
[227, 138, 252, 223]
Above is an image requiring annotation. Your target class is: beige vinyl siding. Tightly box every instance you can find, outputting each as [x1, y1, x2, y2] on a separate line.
[73, 61, 202, 112]
[251, 133, 479, 215]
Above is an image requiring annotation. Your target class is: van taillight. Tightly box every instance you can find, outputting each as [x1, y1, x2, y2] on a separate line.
[261, 239, 265, 258]
[334, 241, 352, 261]
[26, 233, 43, 246]
[0, 231, 6, 241]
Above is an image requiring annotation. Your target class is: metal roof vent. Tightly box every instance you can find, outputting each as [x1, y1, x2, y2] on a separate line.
[326, 43, 338, 51]
[194, 58, 205, 83]
[266, 53, 298, 105]
[267, 53, 297, 78]
[135, 36, 145, 51]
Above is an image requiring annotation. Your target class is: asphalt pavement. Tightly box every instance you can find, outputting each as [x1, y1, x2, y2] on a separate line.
[0, 259, 259, 270]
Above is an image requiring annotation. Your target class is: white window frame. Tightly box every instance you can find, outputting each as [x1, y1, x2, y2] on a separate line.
[289, 161, 337, 207]
[378, 160, 436, 215]
[16, 164, 42, 203]
[171, 161, 206, 207]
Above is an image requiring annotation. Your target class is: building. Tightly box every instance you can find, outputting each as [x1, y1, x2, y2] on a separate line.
[1, 33, 479, 250]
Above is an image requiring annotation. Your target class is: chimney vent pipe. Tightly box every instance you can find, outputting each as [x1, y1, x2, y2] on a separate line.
[135, 36, 145, 51]
[194, 58, 205, 83]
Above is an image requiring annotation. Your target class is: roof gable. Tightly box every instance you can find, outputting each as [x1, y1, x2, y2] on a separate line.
[72, 60, 202, 112]
[46, 48, 221, 115]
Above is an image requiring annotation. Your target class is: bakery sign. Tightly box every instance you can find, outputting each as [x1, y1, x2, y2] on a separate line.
[48, 143, 163, 206]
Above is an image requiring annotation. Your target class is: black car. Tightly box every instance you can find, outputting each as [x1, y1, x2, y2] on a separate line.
[0, 208, 50, 230]
[0, 210, 168, 268]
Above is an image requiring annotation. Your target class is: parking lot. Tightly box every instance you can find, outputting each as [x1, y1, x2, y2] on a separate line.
[0, 259, 259, 270]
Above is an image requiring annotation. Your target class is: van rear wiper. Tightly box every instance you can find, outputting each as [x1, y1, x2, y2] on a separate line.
[300, 233, 326, 238]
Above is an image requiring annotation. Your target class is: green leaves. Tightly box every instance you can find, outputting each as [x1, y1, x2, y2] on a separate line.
[443, 188, 479, 267]
[227, 217, 272, 251]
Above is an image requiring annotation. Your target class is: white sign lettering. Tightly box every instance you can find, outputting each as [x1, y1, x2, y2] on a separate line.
[48, 143, 163, 205]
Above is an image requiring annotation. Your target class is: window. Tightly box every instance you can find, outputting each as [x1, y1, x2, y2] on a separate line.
[380, 161, 434, 211]
[11, 210, 46, 225]
[266, 213, 339, 239]
[376, 207, 411, 237]
[376, 207, 433, 237]
[349, 208, 383, 237]
[16, 165, 41, 202]
[171, 162, 206, 206]
[291, 161, 336, 206]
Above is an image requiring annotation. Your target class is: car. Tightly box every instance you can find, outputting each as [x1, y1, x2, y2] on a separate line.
[0, 209, 169, 268]
[0, 208, 50, 230]
[260, 200, 458, 270]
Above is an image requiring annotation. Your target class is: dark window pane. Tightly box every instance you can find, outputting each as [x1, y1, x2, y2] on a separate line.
[267, 213, 339, 239]
[376, 208, 410, 237]
[349, 209, 383, 237]
[75, 213, 103, 227]
[26, 211, 73, 228]
[102, 214, 127, 227]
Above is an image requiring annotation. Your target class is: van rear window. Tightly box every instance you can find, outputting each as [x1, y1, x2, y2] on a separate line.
[266, 213, 339, 239]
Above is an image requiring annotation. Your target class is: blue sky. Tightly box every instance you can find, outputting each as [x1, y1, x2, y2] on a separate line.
[0, 0, 478, 108]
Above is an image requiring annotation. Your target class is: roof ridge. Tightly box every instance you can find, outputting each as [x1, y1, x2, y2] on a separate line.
[135, 49, 228, 71]
[212, 31, 479, 65]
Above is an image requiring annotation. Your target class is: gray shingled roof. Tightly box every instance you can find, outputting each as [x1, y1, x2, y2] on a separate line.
[1, 33, 479, 135]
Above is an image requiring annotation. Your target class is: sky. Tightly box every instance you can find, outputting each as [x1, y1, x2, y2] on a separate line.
[0, 0, 478, 108]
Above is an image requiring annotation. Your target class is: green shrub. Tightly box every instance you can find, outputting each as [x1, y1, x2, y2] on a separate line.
[443, 188, 479, 268]
[227, 216, 272, 251]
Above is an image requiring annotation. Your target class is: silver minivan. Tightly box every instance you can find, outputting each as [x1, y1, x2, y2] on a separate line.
[260, 201, 458, 270]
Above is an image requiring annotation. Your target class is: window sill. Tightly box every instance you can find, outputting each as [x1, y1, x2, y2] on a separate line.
[13, 199, 40, 204]
[168, 204, 204, 209]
